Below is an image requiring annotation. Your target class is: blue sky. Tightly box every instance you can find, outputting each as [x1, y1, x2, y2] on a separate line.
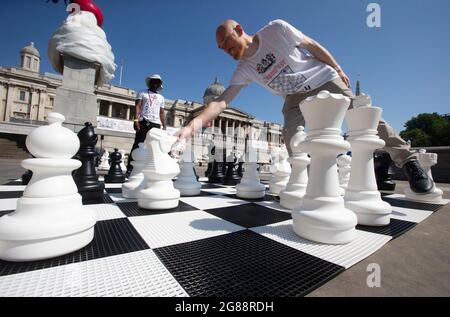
[1, 0, 449, 133]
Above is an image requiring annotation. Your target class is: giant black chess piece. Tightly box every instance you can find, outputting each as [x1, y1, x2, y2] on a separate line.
[21, 170, 33, 185]
[374, 151, 396, 193]
[74, 122, 105, 200]
[104, 148, 125, 183]
[222, 153, 241, 185]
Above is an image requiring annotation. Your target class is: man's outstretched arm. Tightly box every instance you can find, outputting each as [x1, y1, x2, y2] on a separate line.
[177, 85, 243, 141]
[299, 35, 351, 88]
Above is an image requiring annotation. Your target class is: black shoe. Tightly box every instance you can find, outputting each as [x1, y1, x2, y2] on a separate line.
[402, 160, 433, 193]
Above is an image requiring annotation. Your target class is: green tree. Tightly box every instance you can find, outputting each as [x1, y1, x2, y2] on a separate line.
[400, 113, 450, 147]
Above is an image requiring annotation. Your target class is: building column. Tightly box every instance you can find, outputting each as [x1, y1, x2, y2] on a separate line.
[0, 83, 6, 122]
[30, 88, 40, 121]
[232, 120, 236, 136]
[37, 90, 47, 121]
[225, 119, 229, 136]
[108, 102, 113, 117]
[219, 118, 222, 135]
[4, 84, 15, 122]
[96, 100, 101, 116]
[126, 105, 131, 120]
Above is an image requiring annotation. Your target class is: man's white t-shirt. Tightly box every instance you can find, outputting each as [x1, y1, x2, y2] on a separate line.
[230, 19, 339, 98]
[136, 90, 165, 124]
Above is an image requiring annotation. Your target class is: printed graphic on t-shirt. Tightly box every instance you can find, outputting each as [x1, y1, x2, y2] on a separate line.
[268, 65, 307, 94]
[257, 53, 277, 74]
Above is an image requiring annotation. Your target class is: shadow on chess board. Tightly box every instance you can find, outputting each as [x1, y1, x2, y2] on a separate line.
[0, 179, 448, 297]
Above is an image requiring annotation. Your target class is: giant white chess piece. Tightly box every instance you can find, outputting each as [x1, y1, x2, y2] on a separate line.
[98, 150, 110, 170]
[0, 113, 97, 261]
[122, 143, 147, 198]
[292, 91, 357, 244]
[268, 146, 291, 195]
[337, 153, 352, 194]
[138, 129, 180, 209]
[280, 126, 310, 209]
[404, 149, 443, 203]
[174, 144, 201, 196]
[236, 141, 266, 199]
[344, 97, 392, 226]
[119, 149, 127, 172]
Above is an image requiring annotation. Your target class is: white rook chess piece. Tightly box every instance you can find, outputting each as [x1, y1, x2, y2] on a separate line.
[268, 146, 291, 195]
[344, 101, 392, 226]
[122, 143, 147, 198]
[292, 91, 357, 244]
[280, 126, 310, 209]
[119, 149, 127, 172]
[0, 113, 97, 261]
[337, 154, 352, 194]
[236, 141, 266, 199]
[98, 150, 110, 170]
[138, 129, 180, 209]
[174, 145, 201, 196]
[404, 149, 443, 203]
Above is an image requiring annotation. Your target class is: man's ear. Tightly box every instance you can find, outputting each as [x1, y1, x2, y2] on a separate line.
[235, 24, 243, 36]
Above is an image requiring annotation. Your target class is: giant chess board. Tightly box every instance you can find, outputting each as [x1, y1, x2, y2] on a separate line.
[0, 178, 448, 297]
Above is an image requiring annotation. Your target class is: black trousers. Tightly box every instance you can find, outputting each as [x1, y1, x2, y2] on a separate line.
[127, 120, 161, 172]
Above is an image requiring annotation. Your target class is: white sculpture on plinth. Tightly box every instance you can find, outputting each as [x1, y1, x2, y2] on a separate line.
[344, 98, 392, 226]
[174, 144, 201, 196]
[0, 113, 97, 261]
[98, 150, 110, 170]
[268, 146, 291, 195]
[280, 126, 310, 209]
[404, 149, 443, 203]
[292, 91, 357, 245]
[138, 129, 180, 210]
[236, 141, 266, 199]
[122, 143, 147, 198]
[337, 154, 352, 195]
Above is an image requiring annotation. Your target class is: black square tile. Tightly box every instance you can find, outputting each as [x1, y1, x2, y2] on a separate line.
[224, 193, 279, 202]
[0, 191, 23, 199]
[105, 187, 122, 194]
[0, 210, 14, 218]
[154, 230, 344, 297]
[2, 180, 23, 186]
[82, 193, 114, 205]
[356, 218, 417, 239]
[199, 191, 217, 196]
[116, 200, 199, 217]
[205, 203, 291, 228]
[381, 196, 444, 212]
[201, 183, 225, 189]
[0, 218, 149, 277]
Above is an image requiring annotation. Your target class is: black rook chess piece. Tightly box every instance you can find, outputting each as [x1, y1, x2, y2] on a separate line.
[74, 122, 105, 200]
[374, 151, 396, 193]
[104, 148, 126, 183]
[222, 153, 241, 185]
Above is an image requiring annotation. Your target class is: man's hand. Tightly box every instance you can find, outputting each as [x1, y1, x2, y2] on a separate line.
[176, 125, 194, 143]
[337, 69, 351, 88]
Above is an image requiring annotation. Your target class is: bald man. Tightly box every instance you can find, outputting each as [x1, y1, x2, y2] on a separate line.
[177, 19, 432, 193]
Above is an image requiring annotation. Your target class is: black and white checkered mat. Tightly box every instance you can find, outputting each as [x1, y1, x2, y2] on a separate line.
[0, 179, 448, 297]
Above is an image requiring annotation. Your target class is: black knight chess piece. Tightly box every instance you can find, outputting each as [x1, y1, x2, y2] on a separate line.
[374, 151, 396, 193]
[21, 170, 33, 185]
[73, 122, 105, 200]
[104, 148, 126, 183]
[222, 153, 241, 185]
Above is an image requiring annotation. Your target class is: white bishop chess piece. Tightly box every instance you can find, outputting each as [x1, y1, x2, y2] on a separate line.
[122, 143, 147, 198]
[138, 129, 180, 210]
[98, 150, 110, 170]
[404, 149, 443, 203]
[268, 146, 291, 195]
[236, 141, 266, 199]
[344, 94, 392, 226]
[337, 153, 352, 195]
[280, 126, 310, 209]
[174, 144, 201, 196]
[292, 91, 357, 244]
[0, 113, 97, 261]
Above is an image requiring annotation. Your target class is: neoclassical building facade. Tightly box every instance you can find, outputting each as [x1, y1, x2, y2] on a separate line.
[0, 43, 284, 162]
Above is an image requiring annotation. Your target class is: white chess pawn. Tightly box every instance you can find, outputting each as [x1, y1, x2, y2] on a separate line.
[119, 149, 127, 172]
[344, 100, 392, 226]
[122, 143, 147, 198]
[268, 146, 291, 195]
[236, 141, 265, 199]
[174, 145, 201, 196]
[0, 113, 97, 261]
[292, 91, 357, 245]
[404, 149, 443, 203]
[138, 129, 180, 210]
[280, 126, 310, 209]
[98, 150, 110, 170]
[337, 154, 352, 195]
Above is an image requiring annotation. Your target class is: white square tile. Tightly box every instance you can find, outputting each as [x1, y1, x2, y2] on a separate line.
[180, 195, 249, 210]
[390, 206, 434, 223]
[0, 198, 18, 211]
[108, 193, 137, 203]
[88, 203, 126, 221]
[0, 185, 25, 192]
[255, 201, 291, 213]
[201, 186, 236, 195]
[251, 220, 392, 269]
[129, 210, 244, 248]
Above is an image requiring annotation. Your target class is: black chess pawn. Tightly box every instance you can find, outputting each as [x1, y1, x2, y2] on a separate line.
[208, 160, 224, 183]
[237, 161, 244, 178]
[104, 148, 126, 183]
[374, 151, 396, 193]
[21, 170, 33, 185]
[223, 154, 241, 185]
[74, 122, 105, 200]
[205, 162, 213, 178]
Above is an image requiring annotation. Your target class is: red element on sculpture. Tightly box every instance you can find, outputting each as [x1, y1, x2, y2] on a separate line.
[71, 0, 104, 27]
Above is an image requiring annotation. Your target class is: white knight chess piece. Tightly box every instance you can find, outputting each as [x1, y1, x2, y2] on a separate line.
[337, 153, 352, 195]
[292, 91, 357, 244]
[0, 113, 97, 261]
[122, 143, 147, 198]
[138, 129, 180, 210]
[268, 146, 291, 195]
[98, 150, 110, 170]
[404, 149, 443, 203]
